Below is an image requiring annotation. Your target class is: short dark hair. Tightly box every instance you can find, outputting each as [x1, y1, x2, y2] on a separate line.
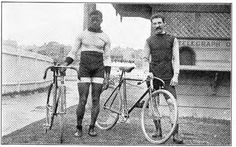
[150, 14, 165, 23]
[89, 10, 103, 18]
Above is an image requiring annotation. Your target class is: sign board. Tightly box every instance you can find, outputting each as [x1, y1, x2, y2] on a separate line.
[178, 39, 231, 49]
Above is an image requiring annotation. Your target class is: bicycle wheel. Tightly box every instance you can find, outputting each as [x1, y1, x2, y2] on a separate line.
[45, 84, 58, 132]
[58, 86, 66, 143]
[96, 85, 122, 130]
[141, 89, 178, 144]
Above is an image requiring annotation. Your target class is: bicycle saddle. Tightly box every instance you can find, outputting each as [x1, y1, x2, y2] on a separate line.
[119, 66, 135, 73]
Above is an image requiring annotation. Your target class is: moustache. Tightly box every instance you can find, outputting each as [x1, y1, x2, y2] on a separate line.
[155, 27, 162, 30]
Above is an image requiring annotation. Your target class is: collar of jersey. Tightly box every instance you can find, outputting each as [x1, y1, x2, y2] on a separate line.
[88, 27, 103, 33]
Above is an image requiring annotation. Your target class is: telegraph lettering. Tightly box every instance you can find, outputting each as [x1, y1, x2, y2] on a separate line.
[179, 40, 223, 48]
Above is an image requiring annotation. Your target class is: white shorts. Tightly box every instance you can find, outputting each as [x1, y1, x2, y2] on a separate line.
[77, 77, 104, 84]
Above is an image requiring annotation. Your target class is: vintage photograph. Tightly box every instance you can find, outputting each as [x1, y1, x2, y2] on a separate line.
[1, 1, 232, 145]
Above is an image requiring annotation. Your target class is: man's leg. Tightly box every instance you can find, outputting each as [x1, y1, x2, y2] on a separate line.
[85, 82, 103, 137]
[75, 82, 90, 137]
[150, 80, 163, 138]
[165, 81, 183, 144]
[88, 82, 103, 136]
[152, 119, 162, 138]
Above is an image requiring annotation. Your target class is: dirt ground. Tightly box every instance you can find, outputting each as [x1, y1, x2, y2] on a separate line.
[1, 80, 231, 145]
[1, 104, 231, 145]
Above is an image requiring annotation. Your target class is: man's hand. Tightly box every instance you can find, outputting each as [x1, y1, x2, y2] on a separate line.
[143, 70, 153, 80]
[60, 63, 68, 73]
[170, 74, 178, 86]
[102, 76, 109, 91]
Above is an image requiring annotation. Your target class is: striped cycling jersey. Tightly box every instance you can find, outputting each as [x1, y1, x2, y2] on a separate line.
[67, 29, 111, 66]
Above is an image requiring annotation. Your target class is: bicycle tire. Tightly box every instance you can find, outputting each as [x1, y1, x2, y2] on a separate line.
[45, 83, 53, 132]
[141, 89, 178, 144]
[50, 86, 60, 130]
[96, 85, 122, 130]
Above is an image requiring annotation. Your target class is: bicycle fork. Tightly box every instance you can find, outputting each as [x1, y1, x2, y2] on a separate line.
[57, 76, 67, 115]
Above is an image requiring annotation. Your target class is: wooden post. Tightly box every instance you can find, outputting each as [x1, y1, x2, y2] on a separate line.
[83, 3, 96, 30]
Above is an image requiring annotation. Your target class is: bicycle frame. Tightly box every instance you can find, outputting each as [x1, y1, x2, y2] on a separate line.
[104, 70, 163, 117]
[99, 68, 178, 144]
[44, 65, 78, 127]
[56, 73, 66, 115]
[44, 65, 79, 143]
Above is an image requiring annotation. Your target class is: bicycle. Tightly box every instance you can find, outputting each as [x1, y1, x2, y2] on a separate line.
[43, 65, 78, 143]
[96, 66, 178, 144]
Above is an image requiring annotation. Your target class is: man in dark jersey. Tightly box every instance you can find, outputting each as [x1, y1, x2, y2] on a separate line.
[143, 14, 183, 144]
[62, 10, 111, 137]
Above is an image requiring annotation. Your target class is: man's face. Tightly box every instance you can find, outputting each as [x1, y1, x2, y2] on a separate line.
[89, 14, 102, 29]
[151, 18, 165, 34]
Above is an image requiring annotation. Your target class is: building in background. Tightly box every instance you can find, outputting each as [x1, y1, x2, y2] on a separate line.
[113, 3, 231, 119]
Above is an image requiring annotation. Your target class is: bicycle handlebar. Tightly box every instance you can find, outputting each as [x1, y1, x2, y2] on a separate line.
[43, 65, 78, 80]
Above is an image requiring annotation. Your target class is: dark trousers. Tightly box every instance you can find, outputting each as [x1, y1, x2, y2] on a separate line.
[147, 79, 177, 99]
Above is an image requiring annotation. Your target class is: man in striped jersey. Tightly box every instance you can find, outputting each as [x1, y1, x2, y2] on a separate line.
[62, 10, 111, 137]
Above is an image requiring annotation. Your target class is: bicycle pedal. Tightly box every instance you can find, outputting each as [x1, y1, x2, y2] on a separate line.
[124, 113, 129, 118]
[122, 110, 129, 118]
[119, 117, 129, 123]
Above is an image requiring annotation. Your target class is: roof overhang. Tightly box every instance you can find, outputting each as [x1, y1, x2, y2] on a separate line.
[112, 4, 152, 19]
[151, 3, 231, 13]
[112, 3, 231, 19]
